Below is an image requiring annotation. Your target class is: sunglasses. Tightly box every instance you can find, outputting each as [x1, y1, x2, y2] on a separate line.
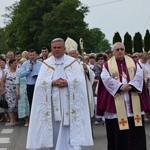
[115, 48, 124, 51]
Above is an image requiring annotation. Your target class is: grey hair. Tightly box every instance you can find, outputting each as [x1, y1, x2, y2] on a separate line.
[6, 51, 14, 56]
[51, 38, 64, 45]
[112, 42, 125, 51]
[1, 54, 6, 59]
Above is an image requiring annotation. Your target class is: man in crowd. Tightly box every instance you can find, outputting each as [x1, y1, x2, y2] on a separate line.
[37, 46, 49, 62]
[15, 51, 22, 68]
[6, 51, 14, 62]
[20, 49, 41, 110]
[6, 51, 14, 67]
[26, 38, 93, 150]
[15, 51, 22, 62]
[97, 42, 150, 150]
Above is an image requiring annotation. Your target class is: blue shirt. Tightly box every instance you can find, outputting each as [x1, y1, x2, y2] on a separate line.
[20, 60, 42, 85]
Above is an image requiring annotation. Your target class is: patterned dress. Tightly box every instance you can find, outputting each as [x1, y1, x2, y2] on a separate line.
[0, 69, 5, 113]
[92, 65, 102, 96]
[4, 69, 17, 112]
[15, 69, 30, 118]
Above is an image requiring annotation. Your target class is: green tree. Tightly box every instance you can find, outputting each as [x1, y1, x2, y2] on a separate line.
[81, 28, 110, 53]
[39, 0, 88, 49]
[0, 28, 9, 53]
[113, 32, 122, 44]
[2, 2, 19, 51]
[123, 32, 132, 54]
[133, 32, 143, 53]
[144, 29, 150, 52]
[5, 0, 63, 52]
[3, 0, 110, 54]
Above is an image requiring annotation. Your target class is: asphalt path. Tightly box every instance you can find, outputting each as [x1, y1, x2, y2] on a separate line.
[0, 121, 150, 150]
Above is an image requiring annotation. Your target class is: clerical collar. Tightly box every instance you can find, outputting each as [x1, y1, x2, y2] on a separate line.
[54, 55, 64, 65]
[116, 57, 125, 61]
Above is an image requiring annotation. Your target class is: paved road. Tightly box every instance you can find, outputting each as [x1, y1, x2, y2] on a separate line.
[0, 121, 150, 150]
[84, 121, 150, 150]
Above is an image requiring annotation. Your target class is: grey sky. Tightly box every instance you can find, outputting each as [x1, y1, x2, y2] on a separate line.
[0, 0, 150, 44]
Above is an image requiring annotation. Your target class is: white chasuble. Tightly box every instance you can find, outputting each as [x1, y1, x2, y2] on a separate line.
[26, 54, 93, 150]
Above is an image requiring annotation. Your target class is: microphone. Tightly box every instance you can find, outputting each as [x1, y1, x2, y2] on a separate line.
[30, 61, 34, 71]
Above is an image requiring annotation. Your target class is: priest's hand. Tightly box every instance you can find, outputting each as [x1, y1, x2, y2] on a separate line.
[52, 79, 61, 87]
[58, 78, 68, 88]
[120, 84, 132, 92]
[52, 78, 68, 88]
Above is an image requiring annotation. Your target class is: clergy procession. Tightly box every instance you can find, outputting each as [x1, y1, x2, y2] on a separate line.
[0, 37, 150, 150]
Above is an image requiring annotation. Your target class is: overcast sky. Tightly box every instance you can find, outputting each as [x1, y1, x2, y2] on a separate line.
[0, 0, 150, 44]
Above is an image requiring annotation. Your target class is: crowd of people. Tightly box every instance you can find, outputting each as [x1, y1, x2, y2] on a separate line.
[0, 47, 49, 126]
[0, 38, 150, 150]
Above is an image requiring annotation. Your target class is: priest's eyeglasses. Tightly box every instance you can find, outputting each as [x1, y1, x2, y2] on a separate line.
[116, 48, 124, 51]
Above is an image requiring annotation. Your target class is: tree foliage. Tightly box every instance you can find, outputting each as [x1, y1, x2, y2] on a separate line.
[81, 28, 111, 53]
[5, 0, 63, 52]
[2, 0, 110, 54]
[113, 32, 122, 44]
[144, 29, 150, 52]
[123, 32, 132, 54]
[0, 28, 9, 53]
[39, 0, 88, 49]
[133, 32, 143, 53]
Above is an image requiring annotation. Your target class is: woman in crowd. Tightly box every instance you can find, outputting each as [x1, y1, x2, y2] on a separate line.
[0, 56, 6, 122]
[21, 51, 28, 60]
[1, 59, 18, 126]
[132, 52, 140, 62]
[15, 58, 30, 126]
[92, 53, 107, 125]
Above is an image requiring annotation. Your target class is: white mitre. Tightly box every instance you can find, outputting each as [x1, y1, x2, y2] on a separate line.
[65, 37, 78, 53]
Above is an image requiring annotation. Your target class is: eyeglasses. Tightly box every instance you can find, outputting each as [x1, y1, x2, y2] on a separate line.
[115, 48, 124, 51]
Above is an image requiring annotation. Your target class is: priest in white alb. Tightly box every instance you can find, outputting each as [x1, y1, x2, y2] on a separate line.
[26, 38, 93, 150]
[97, 42, 150, 150]
[65, 37, 95, 118]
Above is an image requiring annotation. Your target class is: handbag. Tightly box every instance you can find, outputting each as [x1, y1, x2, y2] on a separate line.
[0, 95, 8, 109]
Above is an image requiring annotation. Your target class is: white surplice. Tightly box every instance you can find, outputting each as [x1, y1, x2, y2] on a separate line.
[26, 54, 93, 150]
[101, 63, 144, 119]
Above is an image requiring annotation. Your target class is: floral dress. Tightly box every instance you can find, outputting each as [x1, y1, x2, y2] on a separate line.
[4, 69, 17, 112]
[0, 69, 5, 113]
[15, 69, 30, 118]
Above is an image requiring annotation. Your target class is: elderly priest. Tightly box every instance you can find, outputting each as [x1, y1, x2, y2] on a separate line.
[97, 42, 150, 150]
